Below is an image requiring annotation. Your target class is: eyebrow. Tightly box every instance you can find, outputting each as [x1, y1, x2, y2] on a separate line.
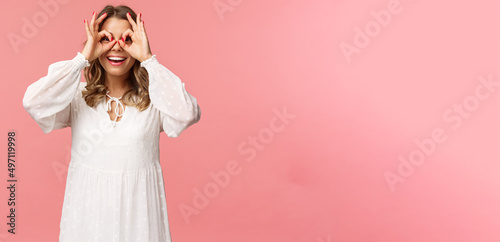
[107, 31, 132, 37]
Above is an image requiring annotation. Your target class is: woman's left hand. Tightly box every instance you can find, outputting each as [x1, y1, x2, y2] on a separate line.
[119, 12, 153, 62]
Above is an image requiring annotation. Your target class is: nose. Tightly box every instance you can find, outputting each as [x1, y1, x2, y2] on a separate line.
[111, 39, 122, 51]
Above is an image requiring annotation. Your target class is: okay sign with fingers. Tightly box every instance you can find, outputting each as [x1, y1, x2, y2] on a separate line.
[118, 12, 153, 62]
[82, 12, 117, 61]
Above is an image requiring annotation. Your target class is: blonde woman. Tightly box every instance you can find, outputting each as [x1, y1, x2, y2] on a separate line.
[22, 5, 200, 242]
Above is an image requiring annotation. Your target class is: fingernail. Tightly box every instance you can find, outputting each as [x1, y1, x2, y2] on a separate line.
[127, 12, 130, 16]
[110, 36, 113, 41]
[92, 11, 94, 15]
[83, 19, 85, 23]
[122, 37, 125, 42]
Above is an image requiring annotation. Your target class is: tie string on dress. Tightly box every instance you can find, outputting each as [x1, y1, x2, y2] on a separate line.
[106, 90, 125, 127]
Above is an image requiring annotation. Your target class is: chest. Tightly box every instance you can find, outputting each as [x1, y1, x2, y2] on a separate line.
[70, 97, 161, 143]
[105, 95, 125, 122]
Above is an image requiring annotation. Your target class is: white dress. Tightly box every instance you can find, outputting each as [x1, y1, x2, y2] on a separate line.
[22, 52, 201, 242]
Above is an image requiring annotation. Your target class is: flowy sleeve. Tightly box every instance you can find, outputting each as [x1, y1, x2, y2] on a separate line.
[140, 55, 201, 138]
[22, 52, 90, 133]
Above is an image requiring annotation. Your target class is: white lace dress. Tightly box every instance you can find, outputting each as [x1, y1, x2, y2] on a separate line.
[22, 52, 201, 242]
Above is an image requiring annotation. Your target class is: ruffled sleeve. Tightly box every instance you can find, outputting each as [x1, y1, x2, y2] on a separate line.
[140, 55, 201, 137]
[22, 52, 90, 133]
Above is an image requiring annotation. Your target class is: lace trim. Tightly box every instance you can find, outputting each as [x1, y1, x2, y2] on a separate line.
[140, 55, 157, 68]
[75, 52, 90, 67]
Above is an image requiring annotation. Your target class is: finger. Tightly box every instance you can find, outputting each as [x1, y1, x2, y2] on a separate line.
[140, 20, 146, 36]
[140, 19, 148, 39]
[104, 40, 117, 51]
[89, 11, 96, 34]
[126, 12, 138, 31]
[118, 38, 129, 51]
[121, 29, 134, 42]
[84, 19, 91, 38]
[136, 14, 142, 34]
[133, 19, 143, 39]
[95, 12, 108, 27]
[136, 13, 144, 35]
[98, 30, 113, 41]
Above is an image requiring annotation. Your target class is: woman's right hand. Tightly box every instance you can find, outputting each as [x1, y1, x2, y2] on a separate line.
[81, 12, 116, 62]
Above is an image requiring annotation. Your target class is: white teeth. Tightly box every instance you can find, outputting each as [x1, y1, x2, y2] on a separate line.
[108, 57, 125, 61]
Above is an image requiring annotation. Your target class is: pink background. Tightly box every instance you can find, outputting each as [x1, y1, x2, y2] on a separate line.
[1, 0, 500, 241]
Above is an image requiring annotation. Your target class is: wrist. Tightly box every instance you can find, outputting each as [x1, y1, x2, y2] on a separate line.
[139, 53, 153, 63]
[140, 54, 157, 68]
[75, 52, 91, 68]
[81, 50, 91, 62]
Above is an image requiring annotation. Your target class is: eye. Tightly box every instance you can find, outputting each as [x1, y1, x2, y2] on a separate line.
[100, 36, 110, 42]
[125, 36, 132, 42]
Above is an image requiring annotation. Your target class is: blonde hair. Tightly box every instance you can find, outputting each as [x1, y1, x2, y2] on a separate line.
[81, 5, 151, 111]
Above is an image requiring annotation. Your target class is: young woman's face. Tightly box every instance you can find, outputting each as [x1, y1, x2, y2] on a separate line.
[98, 17, 136, 78]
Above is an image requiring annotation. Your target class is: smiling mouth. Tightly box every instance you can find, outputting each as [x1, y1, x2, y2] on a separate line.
[107, 56, 127, 66]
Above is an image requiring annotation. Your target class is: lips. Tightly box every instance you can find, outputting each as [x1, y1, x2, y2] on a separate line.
[107, 56, 127, 66]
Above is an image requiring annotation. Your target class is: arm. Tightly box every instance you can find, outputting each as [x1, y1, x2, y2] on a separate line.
[22, 52, 90, 133]
[141, 55, 201, 138]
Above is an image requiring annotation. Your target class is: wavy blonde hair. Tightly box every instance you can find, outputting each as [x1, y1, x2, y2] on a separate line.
[81, 5, 151, 111]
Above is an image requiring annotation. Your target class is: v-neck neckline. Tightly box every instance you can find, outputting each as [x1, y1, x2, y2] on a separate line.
[101, 96, 129, 126]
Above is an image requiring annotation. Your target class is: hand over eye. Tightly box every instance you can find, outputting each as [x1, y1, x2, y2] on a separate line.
[81, 11, 116, 61]
[117, 12, 153, 62]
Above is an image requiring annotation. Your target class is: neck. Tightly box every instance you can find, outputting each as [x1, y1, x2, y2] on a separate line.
[105, 73, 131, 96]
